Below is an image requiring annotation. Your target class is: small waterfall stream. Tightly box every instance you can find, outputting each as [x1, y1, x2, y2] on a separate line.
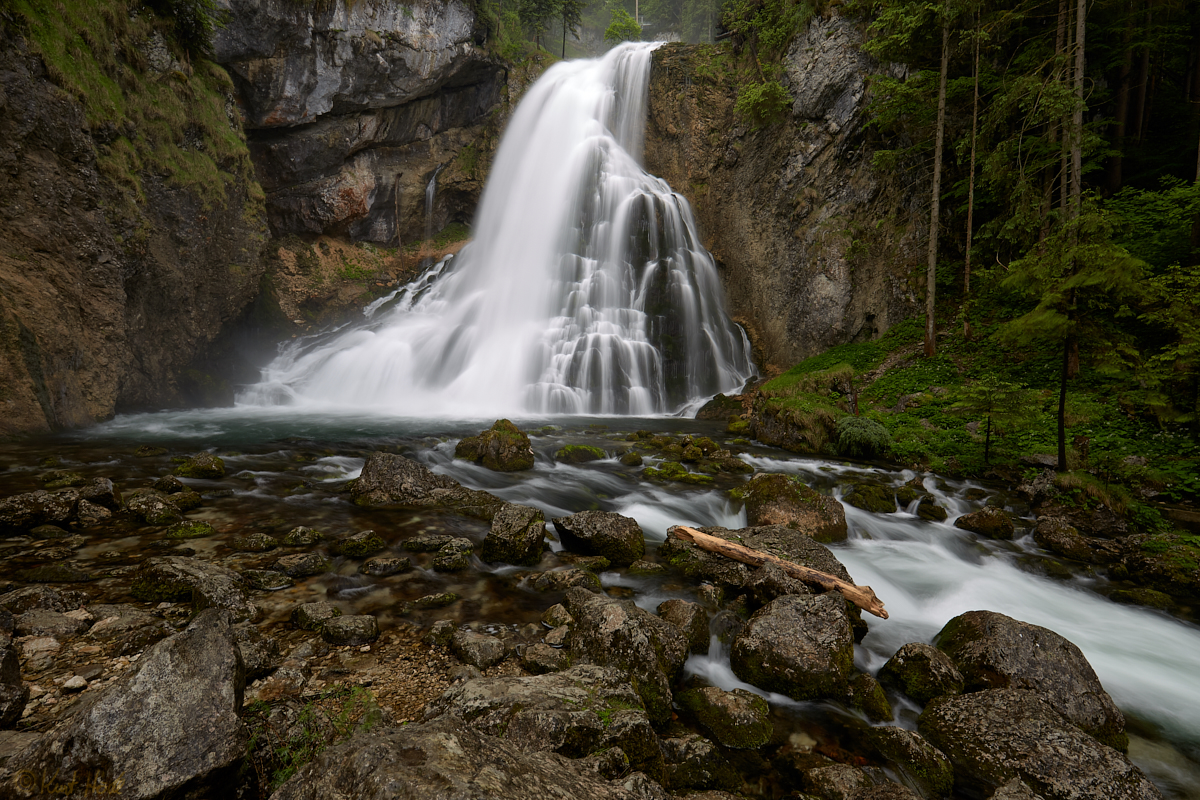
[239, 43, 753, 416]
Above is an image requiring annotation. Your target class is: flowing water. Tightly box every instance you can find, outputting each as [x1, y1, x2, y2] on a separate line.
[240, 43, 753, 417]
[3, 42, 1198, 798]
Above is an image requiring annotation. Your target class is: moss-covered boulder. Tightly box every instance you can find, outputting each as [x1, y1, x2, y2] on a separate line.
[42, 470, 85, 490]
[674, 686, 771, 749]
[125, 490, 183, 526]
[730, 593, 854, 701]
[955, 506, 1015, 539]
[231, 532, 279, 552]
[431, 538, 474, 572]
[272, 552, 332, 578]
[163, 521, 216, 540]
[842, 483, 896, 514]
[552, 510, 645, 566]
[916, 496, 948, 522]
[174, 453, 226, 479]
[455, 419, 535, 472]
[351, 452, 505, 520]
[642, 460, 714, 485]
[359, 557, 411, 577]
[554, 445, 606, 464]
[934, 610, 1127, 750]
[847, 671, 893, 722]
[869, 727, 953, 799]
[695, 393, 744, 421]
[878, 641, 964, 706]
[481, 503, 546, 566]
[730, 473, 847, 542]
[619, 451, 644, 466]
[330, 530, 386, 557]
[656, 598, 709, 654]
[1118, 533, 1200, 600]
[243, 570, 294, 591]
[291, 601, 341, 631]
[282, 526, 325, 546]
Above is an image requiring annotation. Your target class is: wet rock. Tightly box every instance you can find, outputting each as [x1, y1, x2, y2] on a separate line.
[544, 625, 570, 648]
[270, 715, 668, 800]
[846, 671, 893, 722]
[404, 532, 455, 552]
[359, 556, 411, 577]
[426, 665, 662, 776]
[1034, 517, 1122, 564]
[745, 562, 811, 607]
[14, 608, 90, 639]
[555, 445, 607, 464]
[75, 500, 113, 526]
[955, 507, 1015, 540]
[656, 599, 709, 654]
[291, 601, 342, 631]
[564, 586, 688, 724]
[532, 568, 603, 592]
[79, 478, 120, 509]
[124, 489, 183, 525]
[675, 686, 771, 749]
[450, 629, 508, 669]
[934, 611, 1126, 749]
[174, 452, 226, 478]
[42, 469, 85, 489]
[620, 451, 645, 466]
[521, 643, 571, 674]
[0, 489, 78, 531]
[231, 531, 279, 552]
[628, 560, 667, 576]
[730, 473, 847, 542]
[918, 689, 1160, 800]
[988, 778, 1046, 800]
[352, 452, 505, 520]
[153, 475, 188, 494]
[272, 552, 332, 577]
[553, 510, 646, 567]
[413, 592, 460, 609]
[243, 569, 295, 590]
[131, 556, 258, 622]
[330, 529, 386, 557]
[455, 419, 536, 471]
[481, 503, 547, 565]
[730, 592, 854, 701]
[642, 460, 715, 484]
[660, 734, 738, 792]
[870, 726, 953, 798]
[432, 537, 474, 572]
[163, 520, 216, 539]
[282, 526, 324, 546]
[542, 603, 573, 628]
[916, 496, 949, 522]
[29, 524, 71, 539]
[804, 763, 869, 800]
[878, 642, 964, 706]
[426, 620, 457, 646]
[0, 642, 29, 727]
[6, 609, 246, 798]
[321, 615, 379, 646]
[842, 483, 896, 514]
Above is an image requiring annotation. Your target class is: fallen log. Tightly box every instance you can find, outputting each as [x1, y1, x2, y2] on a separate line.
[668, 525, 889, 619]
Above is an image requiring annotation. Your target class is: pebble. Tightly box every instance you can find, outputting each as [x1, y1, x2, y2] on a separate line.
[63, 676, 87, 692]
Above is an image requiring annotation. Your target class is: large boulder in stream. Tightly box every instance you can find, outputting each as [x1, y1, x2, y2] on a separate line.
[270, 716, 669, 800]
[0, 489, 78, 531]
[351, 452, 505, 519]
[481, 503, 547, 565]
[934, 611, 1126, 750]
[425, 664, 663, 777]
[455, 419, 536, 471]
[553, 510, 646, 566]
[5, 609, 247, 799]
[918, 689, 1161, 800]
[729, 592, 855, 701]
[563, 587, 688, 725]
[729, 473, 847, 542]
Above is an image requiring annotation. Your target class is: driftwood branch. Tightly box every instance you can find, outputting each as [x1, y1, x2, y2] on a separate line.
[668, 525, 889, 619]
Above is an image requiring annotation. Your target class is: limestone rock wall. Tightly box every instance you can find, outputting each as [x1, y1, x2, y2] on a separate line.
[213, 0, 508, 244]
[644, 15, 924, 371]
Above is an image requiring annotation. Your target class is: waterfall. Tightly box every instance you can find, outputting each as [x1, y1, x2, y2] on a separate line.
[239, 43, 754, 417]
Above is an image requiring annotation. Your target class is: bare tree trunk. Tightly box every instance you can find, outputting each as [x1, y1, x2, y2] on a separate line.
[925, 18, 950, 358]
[1134, 2, 1152, 143]
[1107, 12, 1134, 194]
[1058, 0, 1070, 216]
[1072, 0, 1085, 219]
[965, 11, 980, 340]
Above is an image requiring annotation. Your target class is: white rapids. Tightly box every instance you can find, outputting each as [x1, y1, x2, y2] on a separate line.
[239, 43, 753, 416]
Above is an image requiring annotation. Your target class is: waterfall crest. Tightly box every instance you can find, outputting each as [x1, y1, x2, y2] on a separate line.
[239, 43, 754, 416]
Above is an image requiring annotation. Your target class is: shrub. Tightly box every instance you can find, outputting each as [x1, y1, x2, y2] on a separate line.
[838, 416, 893, 459]
[734, 79, 791, 128]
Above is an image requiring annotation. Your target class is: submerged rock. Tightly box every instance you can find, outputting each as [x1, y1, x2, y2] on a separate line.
[455, 419, 536, 471]
[934, 610, 1126, 750]
[730, 473, 847, 542]
[553, 510, 646, 567]
[174, 452, 226, 478]
[351, 452, 505, 519]
[6, 609, 246, 799]
[918, 689, 1160, 800]
[272, 552, 333, 578]
[555, 444, 607, 464]
[329, 529, 386, 557]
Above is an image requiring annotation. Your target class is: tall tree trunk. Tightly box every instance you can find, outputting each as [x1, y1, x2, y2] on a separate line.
[1107, 13, 1134, 194]
[1058, 0, 1070, 216]
[965, 11, 980, 339]
[1072, 0, 1085, 219]
[926, 18, 950, 358]
[1134, 2, 1152, 143]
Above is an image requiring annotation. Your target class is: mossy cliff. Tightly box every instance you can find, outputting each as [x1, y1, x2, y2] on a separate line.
[0, 0, 268, 435]
[644, 14, 924, 373]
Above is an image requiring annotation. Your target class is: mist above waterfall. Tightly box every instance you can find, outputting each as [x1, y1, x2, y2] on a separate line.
[239, 43, 754, 417]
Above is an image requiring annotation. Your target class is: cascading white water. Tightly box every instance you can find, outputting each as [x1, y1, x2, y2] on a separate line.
[239, 43, 754, 416]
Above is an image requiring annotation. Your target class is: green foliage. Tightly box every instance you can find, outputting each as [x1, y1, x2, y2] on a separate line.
[734, 79, 791, 129]
[837, 416, 893, 459]
[721, 0, 813, 57]
[948, 375, 1039, 463]
[145, 0, 222, 58]
[244, 687, 382, 793]
[604, 8, 641, 42]
[433, 222, 472, 248]
[520, 0, 561, 46]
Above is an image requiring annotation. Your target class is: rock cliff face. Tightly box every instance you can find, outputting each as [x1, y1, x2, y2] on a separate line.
[213, 0, 507, 244]
[644, 15, 924, 371]
[0, 19, 267, 437]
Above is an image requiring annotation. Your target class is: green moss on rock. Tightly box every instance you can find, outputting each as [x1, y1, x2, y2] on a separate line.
[555, 445, 607, 464]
